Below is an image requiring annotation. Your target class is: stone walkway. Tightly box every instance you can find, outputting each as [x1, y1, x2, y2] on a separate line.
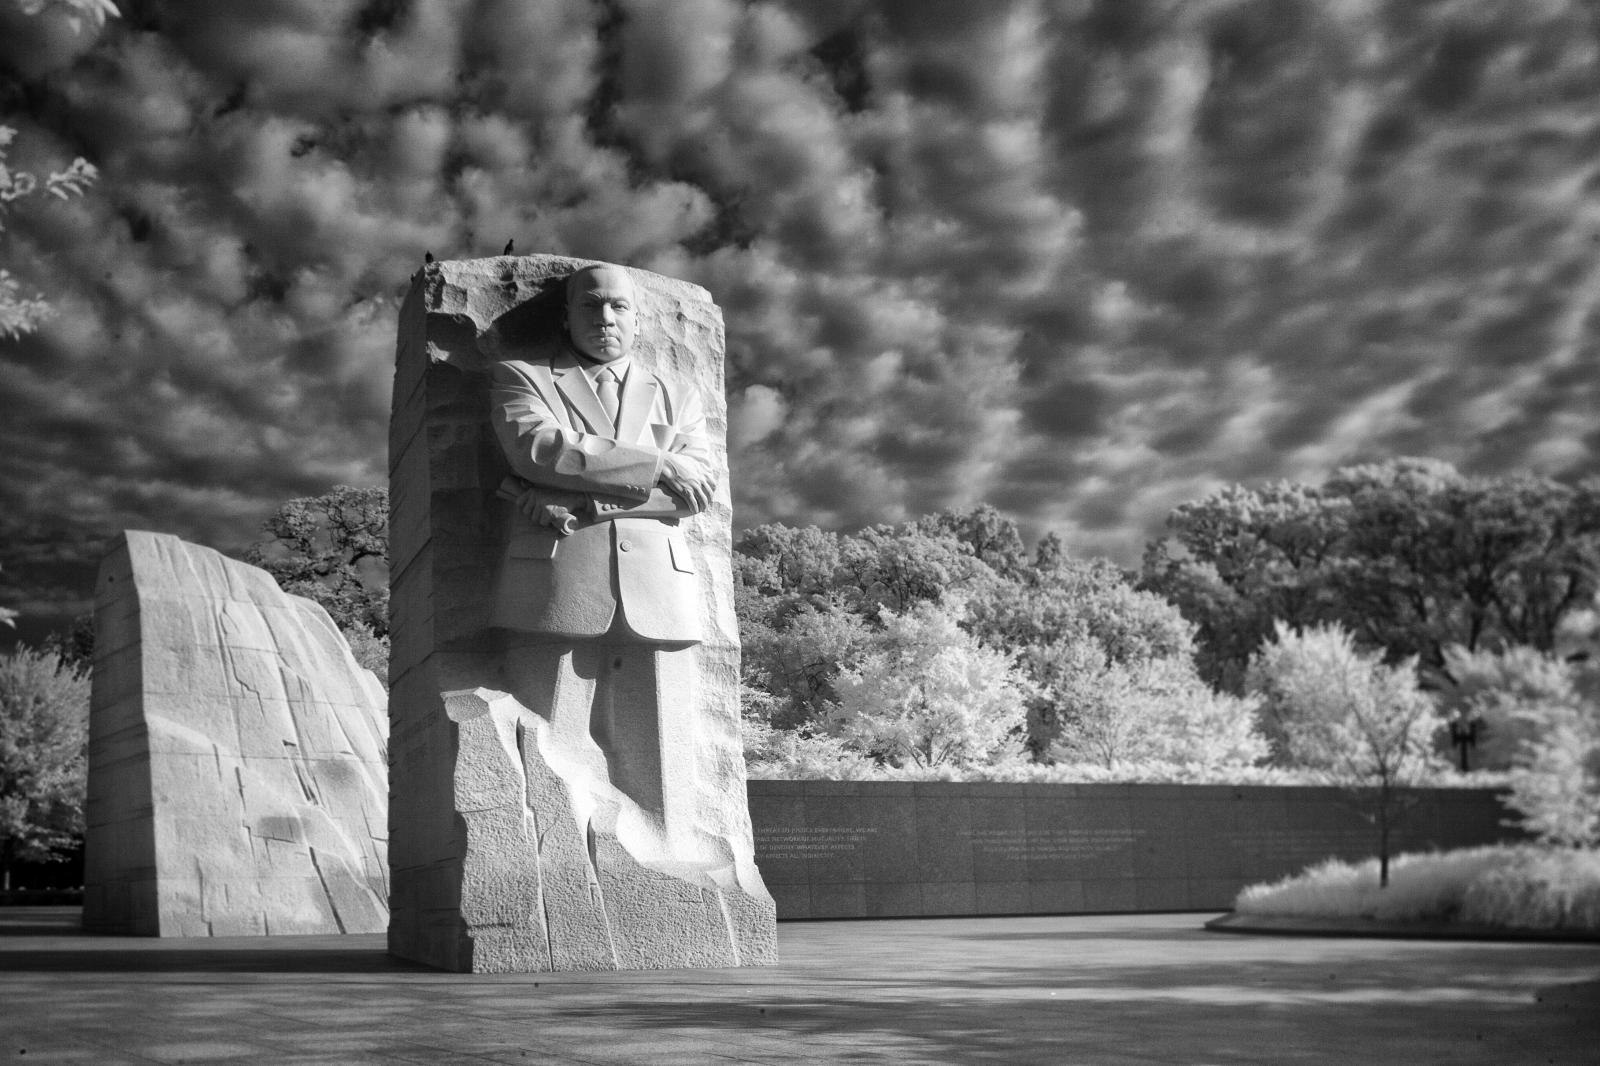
[2, 907, 1597, 1065]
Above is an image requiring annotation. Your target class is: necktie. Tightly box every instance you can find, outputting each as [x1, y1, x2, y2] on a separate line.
[597, 367, 620, 429]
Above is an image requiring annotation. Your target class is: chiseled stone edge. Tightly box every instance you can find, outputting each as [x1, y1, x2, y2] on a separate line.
[443, 686, 775, 973]
[387, 255, 774, 971]
[84, 529, 389, 937]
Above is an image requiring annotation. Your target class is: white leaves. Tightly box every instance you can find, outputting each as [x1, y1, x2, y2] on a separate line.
[1245, 620, 1447, 785]
[0, 168, 38, 205]
[833, 600, 1027, 770]
[0, 123, 101, 335]
[1, 155, 97, 207]
[1498, 645, 1600, 848]
[1, 123, 101, 213]
[45, 157, 97, 200]
[12, 0, 119, 35]
[0, 646, 90, 864]
[0, 268, 57, 339]
[1044, 650, 1267, 771]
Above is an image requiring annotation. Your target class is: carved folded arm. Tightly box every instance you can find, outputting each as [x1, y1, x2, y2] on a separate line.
[490, 365, 662, 502]
[497, 478, 696, 534]
[653, 384, 715, 514]
[593, 488, 700, 521]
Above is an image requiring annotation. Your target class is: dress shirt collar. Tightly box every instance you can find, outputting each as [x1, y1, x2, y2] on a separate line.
[578, 355, 630, 385]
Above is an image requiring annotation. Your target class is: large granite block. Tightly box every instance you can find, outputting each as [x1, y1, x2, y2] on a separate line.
[388, 255, 774, 972]
[83, 531, 389, 936]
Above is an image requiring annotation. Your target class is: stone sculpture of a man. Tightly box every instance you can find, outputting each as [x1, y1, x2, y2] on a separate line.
[487, 263, 716, 836]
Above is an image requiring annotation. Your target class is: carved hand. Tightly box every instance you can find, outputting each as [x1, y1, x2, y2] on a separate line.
[533, 503, 580, 535]
[518, 489, 584, 533]
[659, 452, 714, 513]
[496, 477, 589, 535]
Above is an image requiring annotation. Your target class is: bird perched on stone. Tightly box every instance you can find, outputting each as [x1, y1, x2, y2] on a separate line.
[503, 239, 515, 255]
[424, 251, 435, 264]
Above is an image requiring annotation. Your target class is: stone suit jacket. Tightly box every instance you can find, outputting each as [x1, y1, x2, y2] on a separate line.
[488, 349, 710, 643]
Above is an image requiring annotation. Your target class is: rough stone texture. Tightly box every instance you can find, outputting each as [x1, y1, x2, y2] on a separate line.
[83, 531, 389, 936]
[389, 255, 775, 972]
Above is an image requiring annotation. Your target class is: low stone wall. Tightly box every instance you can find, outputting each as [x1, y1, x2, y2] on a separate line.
[748, 781, 1519, 919]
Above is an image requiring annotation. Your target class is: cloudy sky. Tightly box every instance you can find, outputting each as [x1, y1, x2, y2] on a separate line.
[2, 0, 1598, 638]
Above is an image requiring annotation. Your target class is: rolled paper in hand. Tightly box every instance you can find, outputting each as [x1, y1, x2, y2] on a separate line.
[541, 506, 578, 536]
[496, 476, 579, 535]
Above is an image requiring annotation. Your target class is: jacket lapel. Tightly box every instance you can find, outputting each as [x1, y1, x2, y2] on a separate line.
[550, 356, 611, 435]
[614, 368, 658, 445]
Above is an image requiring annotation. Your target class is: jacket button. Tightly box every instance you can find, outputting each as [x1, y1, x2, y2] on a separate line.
[619, 540, 632, 552]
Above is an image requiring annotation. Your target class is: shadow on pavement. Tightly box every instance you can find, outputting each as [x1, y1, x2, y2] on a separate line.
[0, 908, 431, 973]
[952, 922, 1220, 943]
[0, 912, 87, 937]
[0, 944, 429, 974]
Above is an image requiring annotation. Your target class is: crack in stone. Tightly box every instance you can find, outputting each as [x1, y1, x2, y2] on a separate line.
[84, 531, 390, 938]
[516, 719, 557, 973]
[307, 846, 347, 934]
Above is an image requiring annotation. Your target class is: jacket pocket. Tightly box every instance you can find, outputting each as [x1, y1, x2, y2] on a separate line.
[510, 535, 558, 560]
[668, 538, 695, 574]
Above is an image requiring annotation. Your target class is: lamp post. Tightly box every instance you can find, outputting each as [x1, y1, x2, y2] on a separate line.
[1448, 716, 1481, 773]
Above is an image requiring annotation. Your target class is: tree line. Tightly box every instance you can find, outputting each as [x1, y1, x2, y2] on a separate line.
[1142, 457, 1600, 689]
[241, 459, 1598, 854]
[5, 457, 1599, 888]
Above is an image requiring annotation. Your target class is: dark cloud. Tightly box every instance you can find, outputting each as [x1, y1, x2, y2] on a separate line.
[1020, 377, 1105, 438]
[2, 0, 1599, 633]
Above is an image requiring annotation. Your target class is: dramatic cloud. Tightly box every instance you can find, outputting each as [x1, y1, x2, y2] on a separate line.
[2, 0, 1598, 634]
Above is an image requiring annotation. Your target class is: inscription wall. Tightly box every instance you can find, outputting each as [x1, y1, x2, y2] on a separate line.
[747, 781, 1520, 919]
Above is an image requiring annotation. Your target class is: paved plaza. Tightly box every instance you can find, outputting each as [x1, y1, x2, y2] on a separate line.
[2, 907, 1596, 1065]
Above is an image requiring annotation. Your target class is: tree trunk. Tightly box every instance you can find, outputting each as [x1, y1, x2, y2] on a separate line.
[1378, 790, 1391, 889]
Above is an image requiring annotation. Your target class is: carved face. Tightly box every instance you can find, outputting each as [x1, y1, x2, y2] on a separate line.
[564, 265, 637, 364]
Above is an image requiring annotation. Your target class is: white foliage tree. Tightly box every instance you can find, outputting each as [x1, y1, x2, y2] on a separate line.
[833, 599, 1027, 769]
[1501, 600, 1600, 848]
[1247, 621, 1449, 885]
[1045, 649, 1267, 771]
[1248, 622, 1445, 774]
[1, 0, 117, 338]
[0, 646, 89, 890]
[1436, 643, 1572, 771]
[1503, 702, 1600, 848]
